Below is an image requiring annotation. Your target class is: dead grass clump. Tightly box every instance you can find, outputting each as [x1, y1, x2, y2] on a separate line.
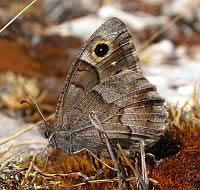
[150, 81, 200, 190]
[167, 80, 200, 149]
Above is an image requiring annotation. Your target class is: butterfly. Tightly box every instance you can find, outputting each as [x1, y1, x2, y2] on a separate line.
[39, 17, 168, 157]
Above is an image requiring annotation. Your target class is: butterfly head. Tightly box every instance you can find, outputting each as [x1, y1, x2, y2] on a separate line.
[38, 121, 53, 139]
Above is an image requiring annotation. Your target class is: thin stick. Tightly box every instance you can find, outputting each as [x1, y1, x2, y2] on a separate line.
[39, 171, 136, 188]
[48, 176, 158, 189]
[30, 171, 39, 185]
[0, 0, 38, 34]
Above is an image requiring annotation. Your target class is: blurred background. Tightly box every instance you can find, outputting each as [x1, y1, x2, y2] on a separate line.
[0, 0, 200, 154]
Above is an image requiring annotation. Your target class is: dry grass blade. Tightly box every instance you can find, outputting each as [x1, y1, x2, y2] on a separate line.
[168, 80, 200, 130]
[0, 124, 37, 146]
[0, 113, 55, 146]
[0, 145, 14, 163]
[191, 80, 200, 119]
[46, 177, 136, 188]
[11, 140, 46, 148]
[65, 178, 136, 188]
[30, 171, 39, 185]
[117, 143, 148, 190]
[33, 163, 136, 189]
[117, 143, 137, 179]
[0, 156, 25, 189]
[20, 155, 36, 189]
[0, 0, 38, 34]
[139, 0, 198, 52]
[0, 151, 25, 170]
[34, 164, 91, 180]
[139, 14, 184, 52]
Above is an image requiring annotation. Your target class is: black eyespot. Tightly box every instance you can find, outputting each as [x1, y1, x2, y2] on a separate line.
[94, 43, 109, 57]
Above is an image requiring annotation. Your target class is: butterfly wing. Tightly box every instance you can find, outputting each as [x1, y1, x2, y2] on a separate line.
[54, 17, 168, 154]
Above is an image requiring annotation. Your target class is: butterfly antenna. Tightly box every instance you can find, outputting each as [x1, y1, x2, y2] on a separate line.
[20, 95, 47, 125]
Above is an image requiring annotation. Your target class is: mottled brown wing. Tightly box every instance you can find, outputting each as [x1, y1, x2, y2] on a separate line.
[54, 17, 168, 154]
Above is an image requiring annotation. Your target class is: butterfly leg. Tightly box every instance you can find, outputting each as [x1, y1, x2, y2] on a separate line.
[145, 153, 163, 168]
[85, 150, 104, 179]
[73, 148, 116, 171]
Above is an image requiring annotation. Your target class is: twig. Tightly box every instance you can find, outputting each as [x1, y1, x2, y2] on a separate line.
[30, 171, 39, 185]
[11, 140, 46, 148]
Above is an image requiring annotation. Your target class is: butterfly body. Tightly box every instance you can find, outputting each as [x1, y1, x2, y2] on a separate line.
[39, 17, 168, 156]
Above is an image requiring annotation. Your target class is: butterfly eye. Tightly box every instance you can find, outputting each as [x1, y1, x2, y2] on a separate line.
[94, 43, 109, 57]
